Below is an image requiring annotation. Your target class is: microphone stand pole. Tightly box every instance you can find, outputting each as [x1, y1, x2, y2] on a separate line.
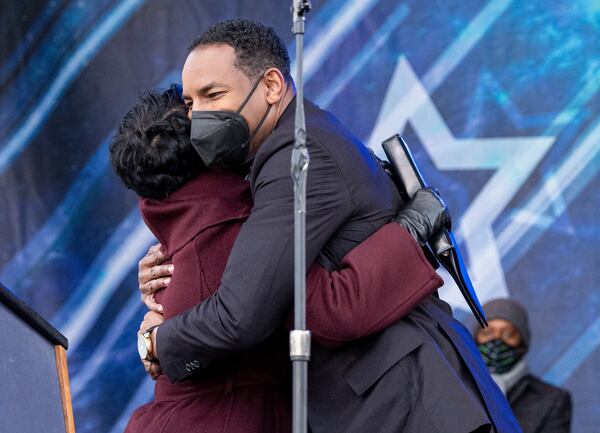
[290, 1, 311, 433]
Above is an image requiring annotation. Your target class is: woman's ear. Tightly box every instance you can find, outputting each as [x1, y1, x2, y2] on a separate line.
[264, 68, 286, 105]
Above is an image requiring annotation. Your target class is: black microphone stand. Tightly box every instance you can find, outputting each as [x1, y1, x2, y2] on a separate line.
[290, 1, 311, 433]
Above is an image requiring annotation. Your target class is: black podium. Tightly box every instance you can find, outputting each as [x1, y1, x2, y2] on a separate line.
[0, 282, 76, 433]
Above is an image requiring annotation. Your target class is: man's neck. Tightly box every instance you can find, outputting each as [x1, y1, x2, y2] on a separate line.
[276, 85, 295, 122]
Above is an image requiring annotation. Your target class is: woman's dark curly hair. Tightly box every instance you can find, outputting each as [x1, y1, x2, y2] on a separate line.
[109, 84, 205, 200]
[188, 19, 291, 81]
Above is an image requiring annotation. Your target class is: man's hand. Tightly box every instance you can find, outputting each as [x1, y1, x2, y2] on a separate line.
[139, 310, 165, 344]
[142, 359, 163, 380]
[138, 243, 173, 312]
[139, 311, 166, 380]
[393, 187, 451, 244]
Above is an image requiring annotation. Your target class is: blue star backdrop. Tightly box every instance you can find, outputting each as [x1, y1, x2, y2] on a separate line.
[0, 1, 598, 432]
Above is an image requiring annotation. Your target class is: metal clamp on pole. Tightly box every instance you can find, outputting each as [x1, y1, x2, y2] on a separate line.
[290, 330, 311, 361]
[290, 1, 311, 433]
[292, 0, 311, 34]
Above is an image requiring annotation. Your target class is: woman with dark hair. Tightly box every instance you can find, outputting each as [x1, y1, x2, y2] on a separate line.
[110, 85, 442, 433]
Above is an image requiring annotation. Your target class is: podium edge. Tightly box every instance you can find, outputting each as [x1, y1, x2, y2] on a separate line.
[55, 345, 76, 433]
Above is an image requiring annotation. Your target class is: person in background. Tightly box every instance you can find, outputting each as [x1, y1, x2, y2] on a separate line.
[470, 298, 572, 433]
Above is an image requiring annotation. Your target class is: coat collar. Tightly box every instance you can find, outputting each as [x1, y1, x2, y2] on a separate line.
[507, 373, 533, 404]
[139, 170, 252, 257]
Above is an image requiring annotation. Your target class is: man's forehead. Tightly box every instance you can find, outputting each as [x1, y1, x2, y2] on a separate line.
[182, 44, 246, 93]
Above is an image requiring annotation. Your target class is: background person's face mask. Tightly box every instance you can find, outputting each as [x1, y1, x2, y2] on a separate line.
[190, 76, 271, 168]
[477, 338, 525, 374]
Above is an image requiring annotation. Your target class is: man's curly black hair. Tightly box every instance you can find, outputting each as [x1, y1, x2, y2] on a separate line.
[109, 84, 205, 200]
[188, 19, 291, 81]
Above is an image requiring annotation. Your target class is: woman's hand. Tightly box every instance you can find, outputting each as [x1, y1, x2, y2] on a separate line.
[138, 243, 173, 312]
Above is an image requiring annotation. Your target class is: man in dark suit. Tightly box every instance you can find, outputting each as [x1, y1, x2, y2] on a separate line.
[470, 298, 572, 433]
[137, 19, 521, 433]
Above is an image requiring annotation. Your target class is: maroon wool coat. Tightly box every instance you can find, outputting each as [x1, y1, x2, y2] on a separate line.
[124, 169, 441, 433]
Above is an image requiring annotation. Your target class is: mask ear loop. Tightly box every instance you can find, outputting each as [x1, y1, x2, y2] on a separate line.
[245, 103, 272, 146]
[238, 72, 286, 148]
[239, 73, 274, 146]
[236, 75, 265, 114]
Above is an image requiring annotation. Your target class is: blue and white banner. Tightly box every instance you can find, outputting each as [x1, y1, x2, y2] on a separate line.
[0, 1, 598, 432]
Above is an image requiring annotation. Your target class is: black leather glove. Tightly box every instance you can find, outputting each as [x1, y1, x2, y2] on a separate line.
[393, 187, 451, 245]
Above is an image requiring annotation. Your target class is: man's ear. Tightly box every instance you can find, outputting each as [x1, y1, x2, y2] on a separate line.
[263, 68, 286, 105]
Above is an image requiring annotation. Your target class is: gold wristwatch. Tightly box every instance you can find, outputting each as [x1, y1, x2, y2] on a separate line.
[137, 325, 159, 361]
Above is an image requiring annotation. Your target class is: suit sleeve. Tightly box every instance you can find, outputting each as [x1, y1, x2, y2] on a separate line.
[304, 223, 443, 348]
[156, 138, 353, 382]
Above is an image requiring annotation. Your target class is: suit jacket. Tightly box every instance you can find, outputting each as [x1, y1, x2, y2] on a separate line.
[508, 374, 572, 433]
[157, 99, 521, 433]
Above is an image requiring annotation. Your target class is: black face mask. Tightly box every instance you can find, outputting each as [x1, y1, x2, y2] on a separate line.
[190, 76, 271, 168]
[477, 338, 526, 374]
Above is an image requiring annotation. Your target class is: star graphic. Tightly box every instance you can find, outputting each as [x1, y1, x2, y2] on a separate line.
[367, 57, 556, 309]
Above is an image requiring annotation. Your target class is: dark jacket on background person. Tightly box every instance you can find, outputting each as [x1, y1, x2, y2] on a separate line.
[156, 99, 522, 433]
[508, 374, 572, 433]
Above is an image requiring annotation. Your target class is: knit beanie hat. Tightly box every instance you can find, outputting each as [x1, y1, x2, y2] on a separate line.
[469, 298, 530, 348]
